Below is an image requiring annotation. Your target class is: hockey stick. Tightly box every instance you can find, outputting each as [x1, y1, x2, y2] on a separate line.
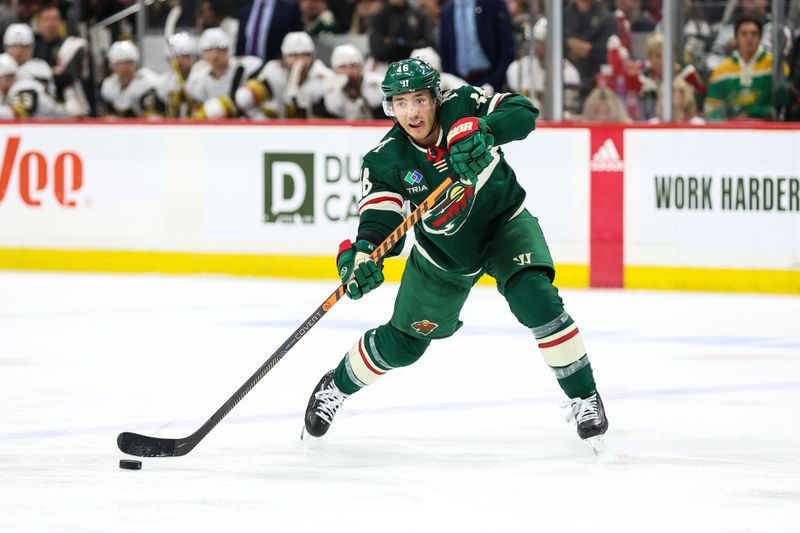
[117, 177, 454, 457]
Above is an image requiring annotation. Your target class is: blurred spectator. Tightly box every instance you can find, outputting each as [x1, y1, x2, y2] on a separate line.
[410, 46, 467, 90]
[188, 28, 262, 118]
[681, 1, 712, 75]
[33, 4, 90, 111]
[322, 43, 377, 119]
[198, 0, 240, 45]
[417, 0, 442, 48]
[616, 0, 655, 32]
[581, 85, 631, 122]
[652, 77, 704, 124]
[347, 0, 382, 36]
[706, 16, 788, 121]
[0, 50, 76, 117]
[639, 32, 706, 121]
[369, 0, 433, 67]
[505, 0, 536, 60]
[563, 0, 618, 102]
[1, 0, 42, 52]
[300, 0, 340, 35]
[440, 0, 515, 92]
[100, 41, 161, 118]
[706, 0, 792, 72]
[235, 0, 303, 61]
[327, 0, 358, 33]
[236, 31, 333, 118]
[157, 32, 198, 117]
[505, 17, 581, 117]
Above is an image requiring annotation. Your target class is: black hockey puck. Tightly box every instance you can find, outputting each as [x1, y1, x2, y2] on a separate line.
[119, 459, 142, 470]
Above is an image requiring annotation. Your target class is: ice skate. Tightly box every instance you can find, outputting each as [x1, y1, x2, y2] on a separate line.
[562, 392, 608, 455]
[302, 370, 348, 439]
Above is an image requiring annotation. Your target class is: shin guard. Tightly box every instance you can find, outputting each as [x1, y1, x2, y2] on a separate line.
[334, 325, 430, 395]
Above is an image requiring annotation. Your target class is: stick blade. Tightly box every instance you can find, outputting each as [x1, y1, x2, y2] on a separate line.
[117, 432, 179, 457]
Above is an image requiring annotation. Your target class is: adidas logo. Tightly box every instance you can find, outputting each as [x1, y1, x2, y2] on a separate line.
[590, 138, 624, 172]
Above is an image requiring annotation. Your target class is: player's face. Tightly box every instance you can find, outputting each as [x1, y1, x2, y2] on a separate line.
[112, 60, 136, 85]
[392, 90, 438, 145]
[336, 63, 361, 81]
[6, 44, 32, 66]
[176, 55, 195, 74]
[202, 47, 229, 71]
[285, 53, 313, 71]
[0, 74, 14, 94]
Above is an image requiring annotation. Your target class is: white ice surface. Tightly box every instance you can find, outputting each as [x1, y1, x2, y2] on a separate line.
[1, 272, 799, 532]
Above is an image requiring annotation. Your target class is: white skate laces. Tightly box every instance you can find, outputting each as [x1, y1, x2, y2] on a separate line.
[313, 385, 348, 424]
[562, 393, 600, 425]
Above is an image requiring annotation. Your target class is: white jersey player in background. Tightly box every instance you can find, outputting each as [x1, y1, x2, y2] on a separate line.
[235, 31, 333, 119]
[100, 41, 162, 118]
[0, 52, 77, 119]
[322, 44, 381, 120]
[409, 46, 468, 91]
[4, 23, 56, 95]
[185, 28, 262, 119]
[505, 18, 581, 117]
[157, 32, 198, 118]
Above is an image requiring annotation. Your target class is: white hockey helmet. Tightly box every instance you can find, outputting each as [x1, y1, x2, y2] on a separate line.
[108, 41, 140, 64]
[168, 32, 198, 57]
[533, 17, 547, 42]
[331, 44, 363, 69]
[3, 23, 35, 47]
[281, 31, 314, 57]
[0, 53, 17, 76]
[199, 28, 230, 51]
[410, 47, 441, 72]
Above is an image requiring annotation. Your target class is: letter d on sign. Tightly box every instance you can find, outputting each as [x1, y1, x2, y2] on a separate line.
[271, 161, 306, 215]
[264, 153, 315, 223]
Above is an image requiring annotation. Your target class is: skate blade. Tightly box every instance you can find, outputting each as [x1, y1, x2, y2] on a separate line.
[584, 435, 605, 455]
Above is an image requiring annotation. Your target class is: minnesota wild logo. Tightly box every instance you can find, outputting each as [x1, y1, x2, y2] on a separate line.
[422, 181, 476, 236]
[411, 319, 439, 336]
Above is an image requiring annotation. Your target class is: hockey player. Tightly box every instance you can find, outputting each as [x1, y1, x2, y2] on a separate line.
[185, 28, 262, 119]
[302, 58, 608, 449]
[157, 32, 198, 118]
[0, 52, 72, 118]
[322, 44, 381, 120]
[235, 31, 332, 119]
[4, 23, 57, 94]
[100, 41, 162, 118]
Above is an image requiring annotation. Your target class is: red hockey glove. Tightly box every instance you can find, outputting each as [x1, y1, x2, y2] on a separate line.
[446, 117, 495, 185]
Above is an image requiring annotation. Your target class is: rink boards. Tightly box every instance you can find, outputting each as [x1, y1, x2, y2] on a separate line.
[0, 121, 797, 293]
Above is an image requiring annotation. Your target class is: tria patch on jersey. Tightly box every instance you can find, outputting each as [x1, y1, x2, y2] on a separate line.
[404, 170, 423, 185]
[403, 170, 429, 193]
[411, 320, 438, 336]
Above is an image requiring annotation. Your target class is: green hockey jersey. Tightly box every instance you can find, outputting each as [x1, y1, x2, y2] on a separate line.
[357, 85, 539, 275]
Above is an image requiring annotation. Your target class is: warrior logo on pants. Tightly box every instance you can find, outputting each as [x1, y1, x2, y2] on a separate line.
[411, 319, 439, 336]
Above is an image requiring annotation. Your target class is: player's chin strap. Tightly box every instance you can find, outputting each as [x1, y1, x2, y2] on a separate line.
[117, 176, 455, 458]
